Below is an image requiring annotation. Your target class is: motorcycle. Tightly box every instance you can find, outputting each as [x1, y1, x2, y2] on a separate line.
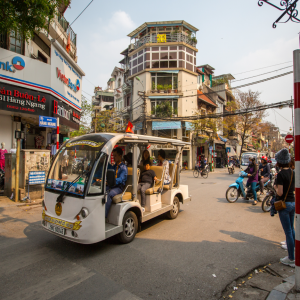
[226, 171, 270, 203]
[228, 162, 235, 175]
[261, 181, 276, 212]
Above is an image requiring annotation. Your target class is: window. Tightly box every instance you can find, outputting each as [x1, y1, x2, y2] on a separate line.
[10, 31, 22, 54]
[151, 73, 178, 90]
[151, 99, 178, 115]
[116, 98, 123, 110]
[0, 32, 7, 49]
[33, 33, 50, 56]
[38, 51, 47, 63]
[118, 78, 121, 88]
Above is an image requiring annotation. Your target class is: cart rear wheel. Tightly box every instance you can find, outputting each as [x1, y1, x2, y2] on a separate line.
[117, 211, 138, 244]
[166, 196, 180, 219]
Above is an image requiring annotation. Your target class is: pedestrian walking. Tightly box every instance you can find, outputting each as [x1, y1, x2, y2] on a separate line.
[274, 148, 295, 268]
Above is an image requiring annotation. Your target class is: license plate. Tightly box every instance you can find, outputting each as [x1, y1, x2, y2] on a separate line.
[48, 223, 65, 235]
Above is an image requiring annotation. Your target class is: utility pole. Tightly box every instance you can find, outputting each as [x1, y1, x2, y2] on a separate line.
[141, 91, 146, 135]
[293, 49, 300, 291]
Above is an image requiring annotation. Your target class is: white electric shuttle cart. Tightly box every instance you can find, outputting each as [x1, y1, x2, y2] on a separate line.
[42, 133, 191, 244]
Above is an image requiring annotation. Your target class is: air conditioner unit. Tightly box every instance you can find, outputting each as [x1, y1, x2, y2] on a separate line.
[128, 44, 135, 51]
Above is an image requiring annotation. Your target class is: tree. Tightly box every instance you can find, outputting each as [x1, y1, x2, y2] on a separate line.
[70, 95, 93, 137]
[0, 0, 67, 41]
[151, 101, 174, 118]
[226, 90, 267, 161]
[192, 109, 220, 142]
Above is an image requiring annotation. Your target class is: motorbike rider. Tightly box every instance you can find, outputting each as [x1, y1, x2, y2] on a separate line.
[245, 155, 259, 205]
[259, 156, 270, 195]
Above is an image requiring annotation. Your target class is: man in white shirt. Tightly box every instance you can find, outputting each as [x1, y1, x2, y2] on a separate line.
[157, 149, 171, 185]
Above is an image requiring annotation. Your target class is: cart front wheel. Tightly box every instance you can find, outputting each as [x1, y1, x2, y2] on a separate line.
[117, 211, 138, 244]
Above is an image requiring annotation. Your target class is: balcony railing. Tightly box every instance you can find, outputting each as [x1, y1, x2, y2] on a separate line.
[134, 32, 197, 50]
[57, 13, 77, 46]
[147, 89, 182, 95]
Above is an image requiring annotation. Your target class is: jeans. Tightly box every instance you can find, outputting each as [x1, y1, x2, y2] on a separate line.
[279, 202, 295, 260]
[138, 182, 151, 207]
[105, 186, 123, 218]
[259, 177, 269, 193]
[246, 181, 257, 201]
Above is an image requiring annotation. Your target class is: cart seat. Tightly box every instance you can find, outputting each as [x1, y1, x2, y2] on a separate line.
[163, 164, 177, 190]
[112, 167, 140, 204]
[145, 166, 165, 195]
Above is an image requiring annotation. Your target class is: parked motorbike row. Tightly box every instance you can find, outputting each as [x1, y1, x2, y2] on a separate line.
[226, 167, 277, 212]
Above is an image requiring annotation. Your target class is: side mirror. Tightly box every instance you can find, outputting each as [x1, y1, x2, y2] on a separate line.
[107, 169, 116, 187]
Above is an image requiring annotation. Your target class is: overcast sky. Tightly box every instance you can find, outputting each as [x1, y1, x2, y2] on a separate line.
[64, 0, 298, 134]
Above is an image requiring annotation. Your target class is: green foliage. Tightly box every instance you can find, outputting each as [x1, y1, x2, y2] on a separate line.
[211, 77, 230, 87]
[157, 84, 163, 91]
[163, 84, 169, 91]
[152, 82, 156, 90]
[154, 101, 173, 118]
[0, 0, 68, 41]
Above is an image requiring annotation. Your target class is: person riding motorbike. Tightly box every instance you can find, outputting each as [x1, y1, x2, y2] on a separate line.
[245, 155, 259, 205]
[259, 156, 270, 195]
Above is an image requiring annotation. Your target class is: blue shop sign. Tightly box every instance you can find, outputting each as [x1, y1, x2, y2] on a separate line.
[185, 122, 193, 130]
[152, 121, 181, 130]
[39, 116, 57, 128]
[135, 122, 143, 130]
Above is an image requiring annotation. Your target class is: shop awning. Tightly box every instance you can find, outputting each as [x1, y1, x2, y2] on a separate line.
[185, 122, 193, 130]
[152, 121, 181, 130]
[148, 95, 179, 99]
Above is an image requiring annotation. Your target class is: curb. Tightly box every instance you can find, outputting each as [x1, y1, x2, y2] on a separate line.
[266, 275, 295, 300]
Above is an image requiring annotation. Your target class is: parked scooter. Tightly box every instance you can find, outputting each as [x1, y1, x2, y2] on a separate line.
[226, 171, 270, 203]
[228, 162, 235, 174]
[261, 181, 276, 212]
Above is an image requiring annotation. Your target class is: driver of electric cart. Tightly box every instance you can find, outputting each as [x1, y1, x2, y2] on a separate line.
[105, 147, 128, 218]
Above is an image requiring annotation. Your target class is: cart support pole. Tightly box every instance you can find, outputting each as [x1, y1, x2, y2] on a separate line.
[293, 49, 300, 291]
[132, 144, 138, 202]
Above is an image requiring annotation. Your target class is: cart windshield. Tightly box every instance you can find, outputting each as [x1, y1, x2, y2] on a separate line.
[46, 134, 112, 197]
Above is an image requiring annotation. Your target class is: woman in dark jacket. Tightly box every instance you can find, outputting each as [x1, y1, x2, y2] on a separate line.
[259, 156, 270, 195]
[274, 148, 295, 268]
[245, 156, 258, 205]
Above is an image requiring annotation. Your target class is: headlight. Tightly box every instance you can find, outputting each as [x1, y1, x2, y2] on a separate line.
[80, 208, 89, 218]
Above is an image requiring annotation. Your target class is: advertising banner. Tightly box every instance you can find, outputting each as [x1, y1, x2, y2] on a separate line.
[0, 82, 51, 116]
[51, 44, 83, 110]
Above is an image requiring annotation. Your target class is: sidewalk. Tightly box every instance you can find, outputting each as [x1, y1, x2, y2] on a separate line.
[0, 195, 43, 208]
[221, 261, 297, 299]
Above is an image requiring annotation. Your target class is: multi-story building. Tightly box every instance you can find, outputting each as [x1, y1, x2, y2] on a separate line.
[0, 2, 84, 151]
[126, 21, 198, 168]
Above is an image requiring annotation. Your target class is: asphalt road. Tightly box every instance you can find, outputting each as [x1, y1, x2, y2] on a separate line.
[0, 171, 286, 300]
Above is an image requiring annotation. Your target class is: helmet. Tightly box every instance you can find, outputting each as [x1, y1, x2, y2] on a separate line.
[248, 155, 255, 161]
[261, 156, 267, 162]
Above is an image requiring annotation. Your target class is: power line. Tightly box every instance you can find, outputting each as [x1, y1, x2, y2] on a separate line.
[69, 0, 94, 27]
[232, 65, 293, 82]
[272, 108, 293, 124]
[232, 61, 292, 75]
[147, 99, 293, 121]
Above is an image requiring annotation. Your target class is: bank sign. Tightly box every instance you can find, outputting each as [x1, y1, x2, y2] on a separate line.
[0, 56, 25, 72]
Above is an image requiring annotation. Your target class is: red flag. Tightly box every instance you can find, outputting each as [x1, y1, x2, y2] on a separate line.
[66, 33, 71, 53]
[125, 121, 134, 133]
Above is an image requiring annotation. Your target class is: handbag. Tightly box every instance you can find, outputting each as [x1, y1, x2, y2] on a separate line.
[274, 169, 293, 211]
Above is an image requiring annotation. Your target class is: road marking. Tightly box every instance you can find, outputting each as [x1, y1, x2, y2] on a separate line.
[109, 290, 142, 300]
[0, 247, 51, 275]
[3, 264, 95, 300]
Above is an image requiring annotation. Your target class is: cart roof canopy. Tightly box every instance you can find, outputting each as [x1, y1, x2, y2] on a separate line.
[66, 133, 190, 156]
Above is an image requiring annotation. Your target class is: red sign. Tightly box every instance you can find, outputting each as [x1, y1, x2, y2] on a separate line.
[147, 144, 151, 149]
[285, 134, 294, 144]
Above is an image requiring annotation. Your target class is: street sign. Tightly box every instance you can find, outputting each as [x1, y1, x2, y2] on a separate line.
[209, 146, 213, 151]
[28, 171, 46, 185]
[226, 147, 231, 153]
[285, 134, 294, 144]
[39, 116, 57, 128]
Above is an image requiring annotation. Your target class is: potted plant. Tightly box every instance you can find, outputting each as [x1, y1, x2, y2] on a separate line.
[151, 82, 157, 93]
[157, 84, 163, 93]
[191, 36, 197, 45]
[151, 110, 156, 117]
[163, 84, 168, 93]
[167, 84, 172, 93]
